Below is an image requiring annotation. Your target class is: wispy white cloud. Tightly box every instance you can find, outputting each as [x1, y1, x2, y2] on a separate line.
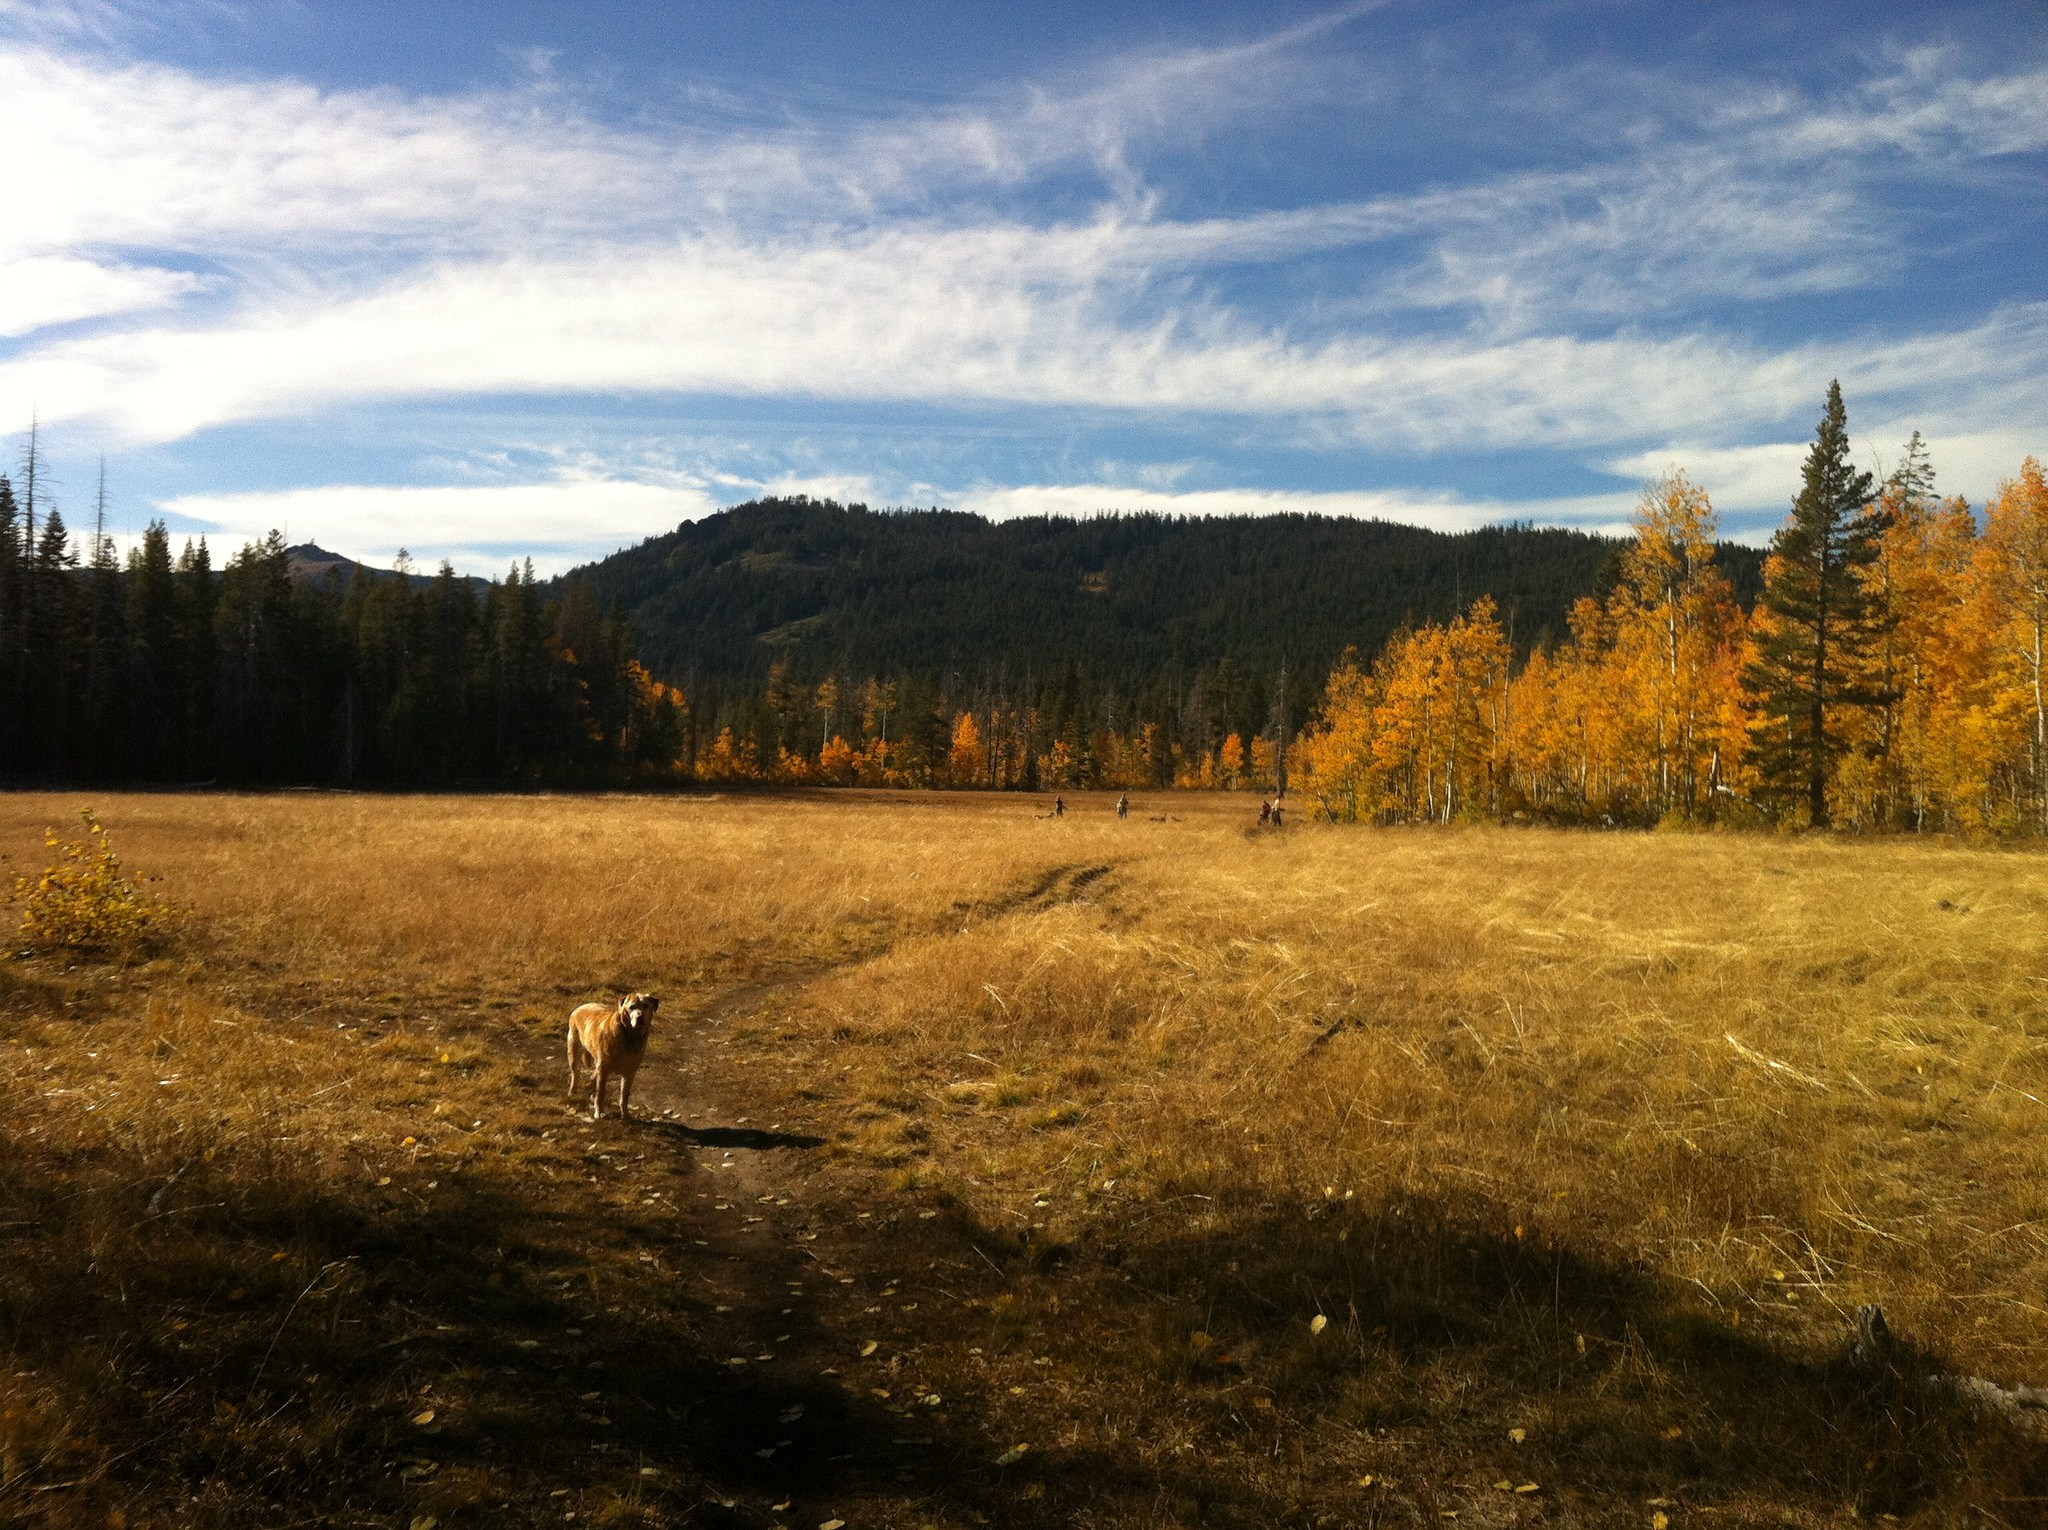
[1362, 50, 2048, 332]
[0, 9, 1376, 272]
[1, 7, 2042, 527]
[0, 255, 201, 337]
[8, 227, 2042, 457]
[1785, 44, 2048, 159]
[0, 46, 651, 265]
[7, 29, 2030, 333]
[1602, 443, 1810, 516]
[0, 0, 226, 49]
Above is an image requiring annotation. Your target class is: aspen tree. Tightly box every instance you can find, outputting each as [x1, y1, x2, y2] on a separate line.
[1981, 459, 2048, 832]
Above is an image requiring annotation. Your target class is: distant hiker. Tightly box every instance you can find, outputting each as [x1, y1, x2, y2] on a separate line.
[1270, 802, 1286, 829]
[1054, 795, 1067, 818]
[1258, 799, 1272, 826]
[1116, 793, 1130, 819]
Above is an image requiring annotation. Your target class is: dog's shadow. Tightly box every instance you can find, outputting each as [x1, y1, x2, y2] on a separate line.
[646, 1118, 825, 1151]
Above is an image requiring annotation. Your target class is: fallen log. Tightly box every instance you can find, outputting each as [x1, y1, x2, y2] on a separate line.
[1850, 1304, 2048, 1436]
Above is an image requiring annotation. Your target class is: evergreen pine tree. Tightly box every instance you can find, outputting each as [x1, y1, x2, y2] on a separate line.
[1744, 381, 1882, 826]
[127, 522, 181, 771]
[174, 538, 218, 777]
[214, 533, 297, 778]
[80, 467, 129, 776]
[487, 561, 548, 775]
[14, 421, 43, 753]
[0, 476, 20, 771]
[1887, 431, 1937, 509]
[28, 509, 77, 774]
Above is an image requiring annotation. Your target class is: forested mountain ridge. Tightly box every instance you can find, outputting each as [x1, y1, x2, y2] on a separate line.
[12, 389, 2040, 832]
[561, 496, 1766, 697]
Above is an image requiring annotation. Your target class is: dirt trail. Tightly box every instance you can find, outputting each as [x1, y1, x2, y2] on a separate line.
[499, 858, 1128, 1523]
[512, 958, 921, 1523]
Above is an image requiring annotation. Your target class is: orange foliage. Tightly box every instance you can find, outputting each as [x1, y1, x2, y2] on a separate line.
[948, 712, 986, 786]
[685, 454, 2048, 835]
[1300, 477, 1742, 825]
[695, 726, 755, 782]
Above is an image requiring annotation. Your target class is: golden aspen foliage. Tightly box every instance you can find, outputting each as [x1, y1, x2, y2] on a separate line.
[1249, 735, 1279, 792]
[1836, 483, 1978, 828]
[697, 725, 758, 782]
[13, 808, 177, 958]
[1293, 651, 1377, 820]
[1978, 458, 2048, 832]
[818, 734, 860, 784]
[1037, 737, 1081, 789]
[1301, 477, 1745, 827]
[1601, 473, 1746, 823]
[1218, 731, 1247, 789]
[948, 711, 986, 786]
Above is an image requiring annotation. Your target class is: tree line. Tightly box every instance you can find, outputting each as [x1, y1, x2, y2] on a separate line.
[8, 383, 2044, 832]
[0, 440, 685, 785]
[1292, 383, 2048, 833]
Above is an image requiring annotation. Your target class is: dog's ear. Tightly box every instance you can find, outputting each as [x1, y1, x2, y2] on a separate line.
[641, 994, 660, 1015]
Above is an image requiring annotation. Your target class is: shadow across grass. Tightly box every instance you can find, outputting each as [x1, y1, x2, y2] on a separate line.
[1064, 1183, 2048, 1521]
[0, 990, 1234, 1528]
[9, 970, 2048, 1529]
[649, 1121, 827, 1152]
[0, 1087, 946, 1526]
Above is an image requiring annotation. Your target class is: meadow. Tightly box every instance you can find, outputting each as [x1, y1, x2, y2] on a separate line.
[3, 789, 2047, 1528]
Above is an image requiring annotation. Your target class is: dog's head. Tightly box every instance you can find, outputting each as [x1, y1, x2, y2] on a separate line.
[617, 992, 660, 1033]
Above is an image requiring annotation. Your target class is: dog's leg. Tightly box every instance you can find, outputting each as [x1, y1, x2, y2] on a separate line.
[566, 1032, 582, 1098]
[619, 1069, 633, 1121]
[591, 1063, 608, 1121]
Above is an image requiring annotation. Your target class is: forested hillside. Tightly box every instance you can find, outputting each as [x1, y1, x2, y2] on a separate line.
[32, 403, 2046, 837]
[564, 497, 1764, 775]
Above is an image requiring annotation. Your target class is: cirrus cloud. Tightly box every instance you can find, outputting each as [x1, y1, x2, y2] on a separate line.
[0, 4, 2042, 569]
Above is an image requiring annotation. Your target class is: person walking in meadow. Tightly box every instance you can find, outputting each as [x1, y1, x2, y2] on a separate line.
[1271, 801, 1286, 828]
[1054, 795, 1066, 818]
[1116, 793, 1130, 818]
[1258, 799, 1272, 826]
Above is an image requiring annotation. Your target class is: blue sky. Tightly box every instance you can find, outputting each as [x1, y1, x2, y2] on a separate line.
[2, 0, 2044, 574]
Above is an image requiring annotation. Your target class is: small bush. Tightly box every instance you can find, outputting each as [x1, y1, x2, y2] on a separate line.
[13, 809, 176, 959]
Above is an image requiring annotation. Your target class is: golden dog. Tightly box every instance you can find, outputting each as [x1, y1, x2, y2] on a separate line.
[566, 992, 661, 1120]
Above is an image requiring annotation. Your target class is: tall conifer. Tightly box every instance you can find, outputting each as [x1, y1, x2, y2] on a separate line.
[80, 466, 129, 774]
[174, 538, 218, 776]
[1887, 430, 1937, 508]
[1744, 381, 1882, 826]
[128, 522, 180, 747]
[0, 476, 20, 769]
[28, 509, 76, 773]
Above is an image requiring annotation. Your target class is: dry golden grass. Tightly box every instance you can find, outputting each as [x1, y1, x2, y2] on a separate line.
[3, 789, 2046, 1528]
